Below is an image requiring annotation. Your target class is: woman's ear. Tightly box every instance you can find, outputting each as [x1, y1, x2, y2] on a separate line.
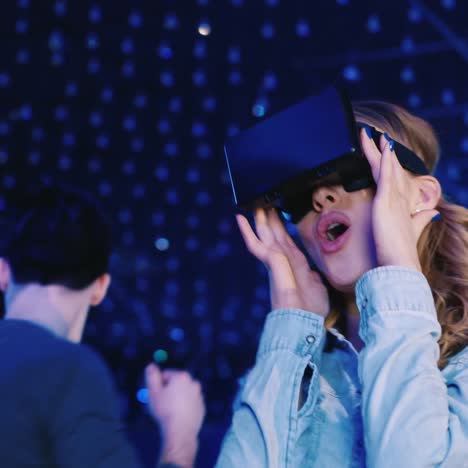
[413, 175, 442, 211]
[0, 258, 11, 293]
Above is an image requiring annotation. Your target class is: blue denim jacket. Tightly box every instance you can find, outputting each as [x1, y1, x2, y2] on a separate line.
[216, 266, 468, 467]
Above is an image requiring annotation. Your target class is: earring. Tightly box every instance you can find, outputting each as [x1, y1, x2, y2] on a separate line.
[411, 207, 424, 217]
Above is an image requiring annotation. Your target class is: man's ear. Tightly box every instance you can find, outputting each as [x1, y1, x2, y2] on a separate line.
[90, 273, 111, 306]
[414, 175, 442, 211]
[0, 258, 11, 293]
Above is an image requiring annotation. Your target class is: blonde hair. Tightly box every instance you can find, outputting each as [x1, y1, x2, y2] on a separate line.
[325, 101, 468, 368]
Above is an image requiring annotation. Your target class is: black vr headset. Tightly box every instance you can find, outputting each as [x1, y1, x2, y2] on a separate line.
[224, 86, 429, 223]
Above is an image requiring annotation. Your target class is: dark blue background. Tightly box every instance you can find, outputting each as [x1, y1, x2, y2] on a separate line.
[1, 0, 467, 465]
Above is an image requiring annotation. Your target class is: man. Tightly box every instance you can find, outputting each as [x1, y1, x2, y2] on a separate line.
[0, 185, 205, 467]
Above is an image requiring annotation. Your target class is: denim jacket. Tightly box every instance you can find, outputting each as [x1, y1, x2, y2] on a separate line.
[216, 266, 468, 467]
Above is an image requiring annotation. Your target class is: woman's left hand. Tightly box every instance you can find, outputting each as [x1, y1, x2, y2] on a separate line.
[359, 128, 439, 271]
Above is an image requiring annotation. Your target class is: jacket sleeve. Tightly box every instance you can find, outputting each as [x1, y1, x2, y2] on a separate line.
[49, 345, 150, 468]
[215, 309, 326, 468]
[357, 266, 468, 468]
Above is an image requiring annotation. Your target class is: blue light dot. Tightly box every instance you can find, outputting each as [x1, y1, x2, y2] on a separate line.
[3, 175, 16, 189]
[152, 211, 165, 226]
[252, 103, 266, 118]
[133, 184, 145, 199]
[226, 123, 239, 137]
[58, 155, 72, 170]
[0, 122, 9, 136]
[122, 61, 135, 78]
[154, 165, 169, 181]
[32, 127, 44, 141]
[19, 104, 32, 121]
[160, 71, 174, 87]
[87, 58, 100, 74]
[0, 73, 11, 88]
[28, 152, 40, 165]
[231, 0, 244, 6]
[134, 94, 147, 108]
[0, 150, 8, 164]
[136, 388, 149, 404]
[441, 89, 455, 105]
[166, 189, 179, 205]
[101, 87, 113, 102]
[123, 116, 136, 131]
[16, 19, 28, 34]
[337, 0, 349, 4]
[122, 161, 136, 175]
[166, 256, 180, 272]
[121, 38, 134, 55]
[196, 143, 212, 159]
[169, 327, 185, 342]
[228, 70, 242, 85]
[165, 280, 179, 295]
[408, 7, 422, 23]
[157, 119, 171, 134]
[155, 237, 170, 251]
[263, 72, 277, 90]
[460, 137, 468, 153]
[51, 53, 63, 67]
[401, 37, 414, 52]
[441, 0, 456, 9]
[65, 81, 78, 97]
[186, 168, 200, 184]
[16, 49, 30, 64]
[184, 236, 200, 252]
[158, 42, 173, 60]
[265, 0, 279, 5]
[168, 97, 182, 113]
[193, 69, 207, 87]
[186, 214, 200, 229]
[49, 31, 64, 51]
[202, 96, 216, 111]
[88, 159, 101, 173]
[164, 13, 179, 30]
[89, 112, 102, 128]
[18, 0, 30, 8]
[343, 65, 361, 82]
[408, 93, 421, 108]
[227, 46, 241, 64]
[367, 14, 381, 33]
[400, 66, 415, 83]
[131, 137, 144, 153]
[193, 40, 207, 58]
[89, 6, 102, 23]
[192, 121, 206, 137]
[153, 349, 169, 363]
[63, 132, 75, 147]
[164, 142, 179, 157]
[87, 33, 99, 49]
[96, 134, 110, 149]
[129, 11, 143, 28]
[296, 19, 310, 37]
[54, 0, 67, 16]
[196, 191, 211, 206]
[261, 22, 275, 39]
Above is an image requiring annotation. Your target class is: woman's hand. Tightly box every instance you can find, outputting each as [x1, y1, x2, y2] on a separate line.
[236, 208, 330, 318]
[360, 128, 439, 271]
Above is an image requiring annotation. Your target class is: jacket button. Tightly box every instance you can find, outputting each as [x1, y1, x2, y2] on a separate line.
[306, 335, 316, 344]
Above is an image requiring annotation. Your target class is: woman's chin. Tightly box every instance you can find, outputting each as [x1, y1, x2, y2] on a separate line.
[324, 266, 370, 293]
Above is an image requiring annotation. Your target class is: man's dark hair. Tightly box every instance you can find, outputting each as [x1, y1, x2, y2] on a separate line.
[5, 185, 112, 290]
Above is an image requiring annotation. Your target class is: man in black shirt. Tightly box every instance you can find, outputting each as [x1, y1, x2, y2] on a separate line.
[0, 186, 205, 468]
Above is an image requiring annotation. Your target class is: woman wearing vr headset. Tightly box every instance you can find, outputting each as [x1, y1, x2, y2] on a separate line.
[216, 102, 468, 467]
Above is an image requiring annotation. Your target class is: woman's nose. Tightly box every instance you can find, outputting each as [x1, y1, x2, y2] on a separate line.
[312, 186, 341, 212]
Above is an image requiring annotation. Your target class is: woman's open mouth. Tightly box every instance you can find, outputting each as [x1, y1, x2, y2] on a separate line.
[316, 211, 351, 254]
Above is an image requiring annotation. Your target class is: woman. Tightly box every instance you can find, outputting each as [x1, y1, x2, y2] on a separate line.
[215, 102, 468, 467]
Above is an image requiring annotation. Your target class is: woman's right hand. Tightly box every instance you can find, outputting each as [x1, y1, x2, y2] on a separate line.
[236, 208, 330, 318]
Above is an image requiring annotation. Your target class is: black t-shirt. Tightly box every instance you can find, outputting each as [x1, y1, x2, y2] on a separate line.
[0, 319, 147, 468]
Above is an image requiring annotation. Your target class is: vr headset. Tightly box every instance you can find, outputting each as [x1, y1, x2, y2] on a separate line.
[224, 86, 429, 223]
